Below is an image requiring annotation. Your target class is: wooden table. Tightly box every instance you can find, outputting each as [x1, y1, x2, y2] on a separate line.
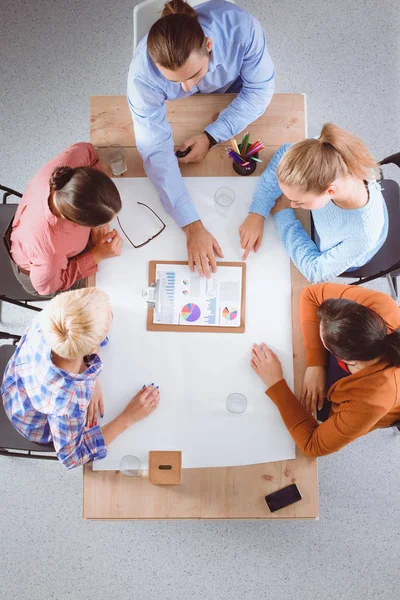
[83, 94, 318, 519]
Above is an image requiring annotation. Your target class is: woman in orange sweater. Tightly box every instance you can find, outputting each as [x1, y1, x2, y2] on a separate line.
[251, 283, 400, 456]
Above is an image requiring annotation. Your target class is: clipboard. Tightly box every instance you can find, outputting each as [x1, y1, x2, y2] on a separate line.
[145, 261, 246, 333]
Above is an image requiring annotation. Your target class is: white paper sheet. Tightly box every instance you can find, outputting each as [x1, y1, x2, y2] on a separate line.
[93, 177, 296, 471]
[153, 263, 243, 327]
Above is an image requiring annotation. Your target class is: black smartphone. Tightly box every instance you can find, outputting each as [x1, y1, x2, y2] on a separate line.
[175, 146, 192, 158]
[265, 484, 302, 512]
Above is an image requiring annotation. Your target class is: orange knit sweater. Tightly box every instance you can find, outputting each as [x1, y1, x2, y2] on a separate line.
[267, 283, 400, 456]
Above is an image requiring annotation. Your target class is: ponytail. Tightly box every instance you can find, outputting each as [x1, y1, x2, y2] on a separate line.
[147, 0, 207, 70]
[382, 330, 400, 367]
[161, 0, 197, 17]
[276, 123, 380, 194]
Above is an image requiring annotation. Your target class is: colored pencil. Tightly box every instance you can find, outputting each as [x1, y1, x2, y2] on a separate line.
[249, 156, 262, 163]
[231, 137, 240, 154]
[246, 140, 261, 153]
[245, 144, 264, 158]
[240, 132, 249, 156]
[228, 149, 247, 163]
[228, 150, 246, 165]
[243, 132, 251, 156]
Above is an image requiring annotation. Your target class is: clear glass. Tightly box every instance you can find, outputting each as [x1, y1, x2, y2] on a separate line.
[106, 144, 127, 176]
[226, 393, 247, 414]
[119, 455, 141, 476]
[214, 186, 235, 216]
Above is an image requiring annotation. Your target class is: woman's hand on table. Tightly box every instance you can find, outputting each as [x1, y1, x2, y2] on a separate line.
[301, 366, 326, 415]
[86, 379, 104, 428]
[251, 343, 284, 389]
[91, 229, 122, 264]
[183, 220, 224, 278]
[123, 385, 160, 426]
[239, 213, 265, 260]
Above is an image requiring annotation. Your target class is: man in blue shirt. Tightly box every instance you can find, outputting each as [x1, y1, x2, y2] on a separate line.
[128, 0, 275, 276]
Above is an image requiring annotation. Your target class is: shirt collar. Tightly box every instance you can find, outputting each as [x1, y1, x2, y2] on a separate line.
[23, 318, 103, 382]
[204, 32, 220, 74]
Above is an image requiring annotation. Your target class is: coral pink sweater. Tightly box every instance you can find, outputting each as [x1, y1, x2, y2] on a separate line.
[10, 143, 100, 295]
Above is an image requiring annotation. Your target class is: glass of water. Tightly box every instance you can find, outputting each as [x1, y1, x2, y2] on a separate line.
[119, 455, 141, 476]
[226, 393, 247, 414]
[106, 144, 127, 176]
[214, 187, 235, 216]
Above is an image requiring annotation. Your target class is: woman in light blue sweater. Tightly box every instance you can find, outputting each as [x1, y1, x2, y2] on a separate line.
[239, 123, 388, 283]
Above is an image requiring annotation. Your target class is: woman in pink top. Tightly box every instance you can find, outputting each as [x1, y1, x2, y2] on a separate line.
[7, 143, 122, 296]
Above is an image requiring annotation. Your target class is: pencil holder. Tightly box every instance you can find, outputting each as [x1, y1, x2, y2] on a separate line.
[232, 153, 258, 176]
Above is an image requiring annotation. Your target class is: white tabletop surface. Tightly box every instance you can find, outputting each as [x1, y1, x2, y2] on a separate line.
[93, 177, 295, 470]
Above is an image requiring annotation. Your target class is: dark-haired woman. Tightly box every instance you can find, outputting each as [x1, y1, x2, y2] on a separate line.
[250, 283, 400, 457]
[6, 143, 122, 296]
[128, 0, 275, 277]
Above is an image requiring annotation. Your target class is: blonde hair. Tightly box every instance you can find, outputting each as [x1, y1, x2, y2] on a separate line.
[42, 288, 111, 359]
[276, 123, 380, 194]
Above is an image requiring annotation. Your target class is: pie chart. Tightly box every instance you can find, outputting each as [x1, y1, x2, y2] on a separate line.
[181, 303, 201, 323]
[222, 307, 238, 321]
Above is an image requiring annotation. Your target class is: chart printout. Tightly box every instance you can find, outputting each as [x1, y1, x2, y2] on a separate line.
[154, 264, 243, 327]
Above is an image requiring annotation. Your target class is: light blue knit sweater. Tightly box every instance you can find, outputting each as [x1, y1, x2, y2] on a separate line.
[249, 144, 388, 283]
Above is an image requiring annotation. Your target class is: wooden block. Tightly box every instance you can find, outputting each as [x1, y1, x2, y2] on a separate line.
[149, 451, 182, 485]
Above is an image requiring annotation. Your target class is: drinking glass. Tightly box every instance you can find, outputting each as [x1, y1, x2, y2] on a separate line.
[119, 455, 141, 476]
[226, 393, 247, 414]
[214, 187, 235, 216]
[106, 144, 128, 176]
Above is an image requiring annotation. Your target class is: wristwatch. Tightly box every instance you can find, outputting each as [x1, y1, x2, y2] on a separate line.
[204, 130, 218, 149]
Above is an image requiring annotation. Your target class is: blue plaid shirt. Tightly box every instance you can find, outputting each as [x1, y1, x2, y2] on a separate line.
[1, 315, 107, 469]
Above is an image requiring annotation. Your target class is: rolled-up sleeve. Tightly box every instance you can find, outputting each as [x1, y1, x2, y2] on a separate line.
[48, 415, 107, 470]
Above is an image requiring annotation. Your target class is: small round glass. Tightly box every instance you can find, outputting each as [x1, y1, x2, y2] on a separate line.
[214, 187, 235, 216]
[226, 393, 247, 414]
[119, 455, 141, 476]
[106, 144, 128, 176]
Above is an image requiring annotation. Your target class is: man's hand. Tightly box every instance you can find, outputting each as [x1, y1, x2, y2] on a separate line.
[301, 366, 327, 415]
[183, 220, 223, 278]
[86, 379, 104, 428]
[270, 194, 291, 215]
[239, 213, 265, 260]
[251, 343, 284, 389]
[91, 229, 122, 264]
[177, 133, 211, 164]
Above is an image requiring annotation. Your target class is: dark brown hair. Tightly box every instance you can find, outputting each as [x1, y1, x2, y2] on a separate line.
[49, 166, 121, 227]
[147, 0, 207, 70]
[318, 298, 400, 366]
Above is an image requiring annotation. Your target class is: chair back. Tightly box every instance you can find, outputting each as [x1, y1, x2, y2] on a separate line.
[0, 186, 46, 305]
[338, 179, 400, 279]
[0, 341, 56, 458]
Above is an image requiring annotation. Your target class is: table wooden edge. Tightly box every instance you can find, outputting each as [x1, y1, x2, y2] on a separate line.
[83, 94, 318, 520]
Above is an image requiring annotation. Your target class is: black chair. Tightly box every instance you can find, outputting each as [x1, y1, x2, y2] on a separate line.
[0, 332, 57, 460]
[0, 185, 47, 313]
[311, 153, 400, 299]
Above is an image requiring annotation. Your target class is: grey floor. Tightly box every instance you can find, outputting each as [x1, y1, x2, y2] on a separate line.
[1, 1, 400, 599]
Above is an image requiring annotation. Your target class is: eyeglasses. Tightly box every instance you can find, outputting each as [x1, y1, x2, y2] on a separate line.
[117, 202, 166, 248]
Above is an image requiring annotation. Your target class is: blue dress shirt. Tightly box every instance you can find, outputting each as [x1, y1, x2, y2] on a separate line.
[127, 0, 275, 227]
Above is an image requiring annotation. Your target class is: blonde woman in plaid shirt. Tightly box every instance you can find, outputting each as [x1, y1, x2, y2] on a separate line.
[1, 288, 159, 469]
